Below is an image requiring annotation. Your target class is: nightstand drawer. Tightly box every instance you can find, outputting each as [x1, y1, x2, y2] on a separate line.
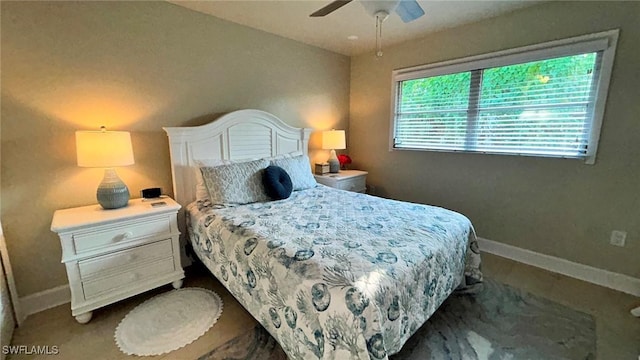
[78, 239, 173, 279]
[82, 257, 176, 300]
[73, 217, 171, 253]
[337, 176, 366, 192]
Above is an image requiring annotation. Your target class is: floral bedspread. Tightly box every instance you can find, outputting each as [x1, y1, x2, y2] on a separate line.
[187, 186, 482, 360]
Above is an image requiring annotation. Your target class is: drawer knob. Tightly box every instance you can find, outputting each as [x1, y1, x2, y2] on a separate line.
[114, 231, 134, 242]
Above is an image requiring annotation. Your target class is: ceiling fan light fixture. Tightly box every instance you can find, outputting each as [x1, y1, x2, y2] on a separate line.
[375, 10, 390, 22]
[361, 0, 400, 17]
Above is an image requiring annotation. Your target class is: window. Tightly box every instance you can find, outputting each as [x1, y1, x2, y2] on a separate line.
[391, 30, 618, 164]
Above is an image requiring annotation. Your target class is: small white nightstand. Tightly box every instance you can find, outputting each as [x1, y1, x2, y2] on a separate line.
[314, 170, 368, 193]
[51, 197, 184, 324]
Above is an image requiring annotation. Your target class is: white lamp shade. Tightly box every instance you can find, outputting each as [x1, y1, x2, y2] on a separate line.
[76, 130, 134, 167]
[322, 130, 346, 150]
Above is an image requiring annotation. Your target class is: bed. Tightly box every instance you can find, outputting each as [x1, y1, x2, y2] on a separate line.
[164, 109, 482, 360]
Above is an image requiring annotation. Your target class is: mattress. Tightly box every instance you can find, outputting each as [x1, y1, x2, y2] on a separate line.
[187, 185, 482, 359]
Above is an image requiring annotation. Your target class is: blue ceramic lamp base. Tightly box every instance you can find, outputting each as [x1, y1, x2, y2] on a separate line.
[327, 149, 340, 173]
[97, 168, 130, 209]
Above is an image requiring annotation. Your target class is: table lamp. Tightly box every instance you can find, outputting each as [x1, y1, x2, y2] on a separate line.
[322, 129, 346, 173]
[76, 126, 135, 209]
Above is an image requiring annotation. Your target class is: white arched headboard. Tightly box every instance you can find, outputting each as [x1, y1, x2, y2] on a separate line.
[163, 109, 313, 210]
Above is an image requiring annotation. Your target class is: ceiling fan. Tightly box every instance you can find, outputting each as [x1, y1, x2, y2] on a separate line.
[310, 0, 425, 23]
[310, 0, 425, 57]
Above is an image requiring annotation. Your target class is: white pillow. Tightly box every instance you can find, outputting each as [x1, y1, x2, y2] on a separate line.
[270, 154, 317, 191]
[200, 158, 270, 205]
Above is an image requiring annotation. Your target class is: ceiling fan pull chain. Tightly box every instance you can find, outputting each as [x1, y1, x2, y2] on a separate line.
[375, 10, 389, 58]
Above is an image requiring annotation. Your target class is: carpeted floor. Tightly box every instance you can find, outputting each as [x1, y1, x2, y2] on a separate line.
[199, 278, 596, 360]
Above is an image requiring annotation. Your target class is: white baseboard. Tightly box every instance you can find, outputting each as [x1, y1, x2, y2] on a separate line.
[19, 284, 70, 323]
[478, 237, 640, 297]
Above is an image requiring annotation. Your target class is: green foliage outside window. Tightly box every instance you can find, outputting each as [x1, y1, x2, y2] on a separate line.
[395, 53, 598, 154]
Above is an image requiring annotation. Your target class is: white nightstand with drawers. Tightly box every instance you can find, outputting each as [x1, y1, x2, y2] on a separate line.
[314, 170, 368, 193]
[51, 197, 184, 324]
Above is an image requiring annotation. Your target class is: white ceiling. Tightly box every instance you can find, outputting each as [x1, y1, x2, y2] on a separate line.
[168, 0, 542, 56]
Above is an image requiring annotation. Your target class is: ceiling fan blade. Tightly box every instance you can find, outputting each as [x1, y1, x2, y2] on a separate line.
[310, 0, 353, 17]
[395, 0, 425, 23]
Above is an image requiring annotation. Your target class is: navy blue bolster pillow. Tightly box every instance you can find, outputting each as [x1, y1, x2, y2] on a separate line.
[262, 165, 293, 200]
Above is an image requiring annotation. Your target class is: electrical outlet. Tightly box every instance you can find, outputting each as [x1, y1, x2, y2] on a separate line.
[609, 230, 627, 247]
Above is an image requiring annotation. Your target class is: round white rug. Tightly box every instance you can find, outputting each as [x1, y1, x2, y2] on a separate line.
[115, 287, 223, 356]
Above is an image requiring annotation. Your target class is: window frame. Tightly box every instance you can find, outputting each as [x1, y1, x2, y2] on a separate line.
[389, 29, 619, 164]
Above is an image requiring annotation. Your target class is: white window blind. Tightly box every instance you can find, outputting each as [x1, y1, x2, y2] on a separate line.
[391, 30, 618, 164]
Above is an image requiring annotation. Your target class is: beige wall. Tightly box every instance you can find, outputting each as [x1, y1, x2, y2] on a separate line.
[2, 0, 638, 299]
[1, 1, 350, 297]
[350, 1, 639, 278]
